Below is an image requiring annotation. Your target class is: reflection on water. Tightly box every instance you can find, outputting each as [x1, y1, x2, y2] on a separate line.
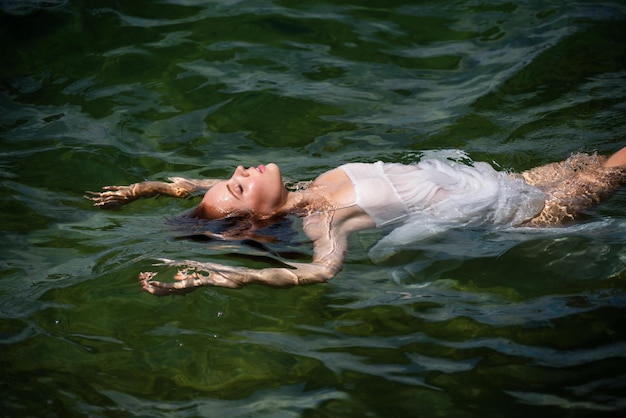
[1, 0, 626, 416]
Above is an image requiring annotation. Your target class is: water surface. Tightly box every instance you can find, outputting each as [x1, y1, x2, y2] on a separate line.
[1, 0, 626, 417]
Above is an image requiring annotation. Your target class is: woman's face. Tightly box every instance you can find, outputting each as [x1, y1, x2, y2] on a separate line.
[199, 163, 288, 218]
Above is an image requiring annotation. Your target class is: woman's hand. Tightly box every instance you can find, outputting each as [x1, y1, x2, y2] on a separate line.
[139, 261, 247, 296]
[85, 185, 141, 209]
[139, 272, 199, 296]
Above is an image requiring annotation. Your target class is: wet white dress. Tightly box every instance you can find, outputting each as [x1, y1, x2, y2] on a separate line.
[340, 158, 546, 261]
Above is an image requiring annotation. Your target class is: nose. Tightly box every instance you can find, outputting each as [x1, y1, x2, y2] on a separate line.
[233, 165, 249, 178]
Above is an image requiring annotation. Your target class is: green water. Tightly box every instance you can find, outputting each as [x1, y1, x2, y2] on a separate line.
[1, 0, 626, 416]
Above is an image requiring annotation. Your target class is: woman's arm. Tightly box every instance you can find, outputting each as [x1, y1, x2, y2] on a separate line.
[139, 256, 343, 295]
[85, 177, 221, 209]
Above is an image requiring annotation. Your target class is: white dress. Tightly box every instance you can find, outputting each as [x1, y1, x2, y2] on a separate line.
[340, 158, 546, 261]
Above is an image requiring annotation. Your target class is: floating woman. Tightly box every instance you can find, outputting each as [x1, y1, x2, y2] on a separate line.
[86, 147, 626, 295]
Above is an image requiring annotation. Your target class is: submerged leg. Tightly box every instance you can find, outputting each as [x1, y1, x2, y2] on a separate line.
[604, 146, 626, 168]
[521, 150, 625, 226]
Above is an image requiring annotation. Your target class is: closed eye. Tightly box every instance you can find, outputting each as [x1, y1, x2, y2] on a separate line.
[227, 183, 243, 199]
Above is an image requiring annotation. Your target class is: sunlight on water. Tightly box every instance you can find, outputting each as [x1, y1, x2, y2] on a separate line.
[1, 1, 626, 417]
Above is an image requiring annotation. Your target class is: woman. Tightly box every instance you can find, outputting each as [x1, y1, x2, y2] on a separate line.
[87, 147, 626, 295]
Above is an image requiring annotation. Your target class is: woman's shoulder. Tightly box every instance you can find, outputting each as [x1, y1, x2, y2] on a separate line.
[313, 165, 355, 185]
[308, 167, 361, 216]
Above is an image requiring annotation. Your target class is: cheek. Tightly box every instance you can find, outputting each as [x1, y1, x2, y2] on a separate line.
[268, 179, 286, 201]
[250, 182, 282, 211]
[246, 184, 266, 207]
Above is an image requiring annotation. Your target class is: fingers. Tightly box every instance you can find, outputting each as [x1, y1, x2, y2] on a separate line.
[139, 268, 242, 296]
[139, 271, 199, 296]
[174, 269, 206, 281]
[84, 186, 131, 209]
[154, 259, 235, 274]
[141, 282, 196, 296]
[139, 271, 158, 281]
[84, 198, 123, 209]
[84, 186, 126, 198]
[84, 191, 121, 207]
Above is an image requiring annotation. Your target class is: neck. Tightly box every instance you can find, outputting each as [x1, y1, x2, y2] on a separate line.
[280, 189, 328, 216]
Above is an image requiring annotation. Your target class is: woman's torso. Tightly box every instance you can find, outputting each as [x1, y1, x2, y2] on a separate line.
[338, 160, 546, 229]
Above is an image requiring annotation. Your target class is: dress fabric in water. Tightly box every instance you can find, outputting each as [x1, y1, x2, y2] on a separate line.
[341, 157, 546, 261]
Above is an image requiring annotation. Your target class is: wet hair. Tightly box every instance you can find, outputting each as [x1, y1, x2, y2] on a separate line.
[167, 211, 306, 264]
[179, 204, 292, 244]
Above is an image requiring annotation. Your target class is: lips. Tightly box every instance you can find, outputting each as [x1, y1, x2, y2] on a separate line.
[257, 164, 265, 174]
